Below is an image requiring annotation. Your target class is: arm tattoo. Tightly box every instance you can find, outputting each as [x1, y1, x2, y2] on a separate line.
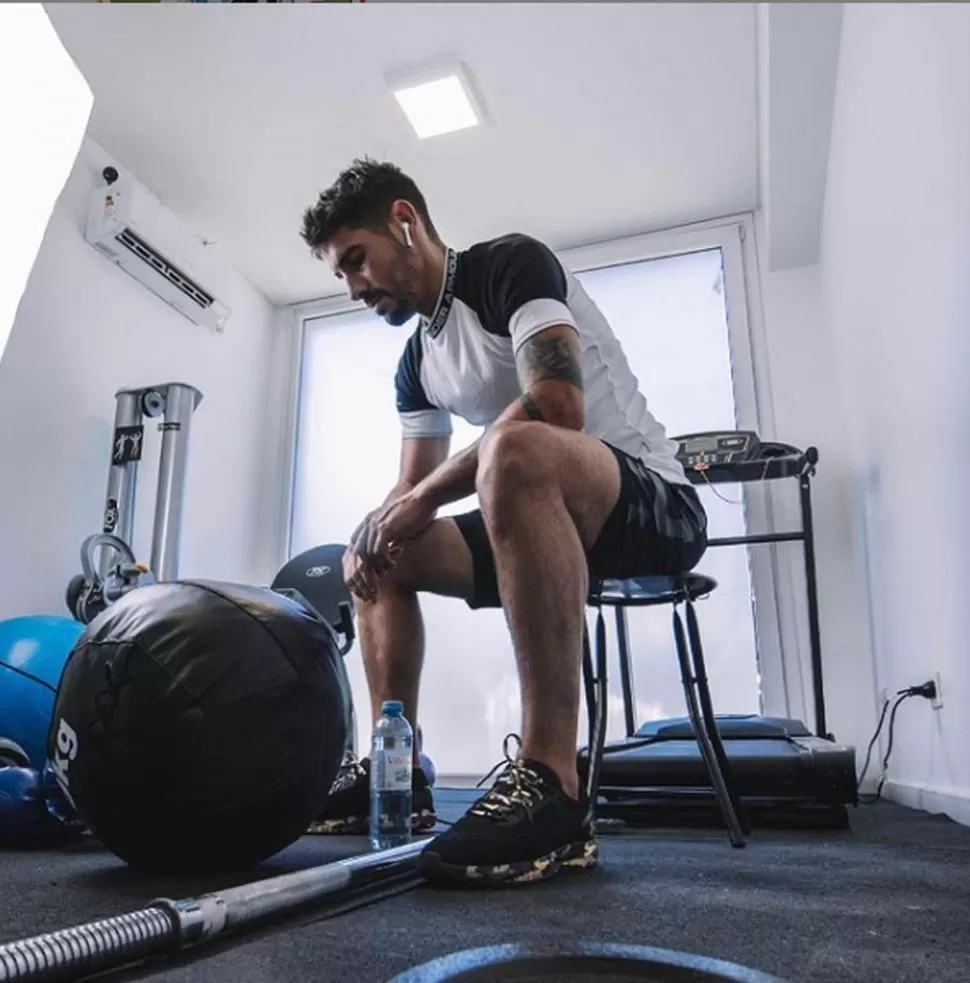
[519, 393, 546, 421]
[519, 336, 584, 391]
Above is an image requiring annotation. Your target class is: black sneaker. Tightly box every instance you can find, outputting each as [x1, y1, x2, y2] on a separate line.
[308, 757, 437, 835]
[419, 753, 597, 886]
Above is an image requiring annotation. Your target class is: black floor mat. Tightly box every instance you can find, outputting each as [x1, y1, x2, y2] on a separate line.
[1, 792, 968, 983]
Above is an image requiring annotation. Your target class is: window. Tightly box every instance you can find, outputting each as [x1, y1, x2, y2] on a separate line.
[288, 220, 772, 780]
[290, 312, 508, 778]
[573, 248, 761, 733]
[290, 311, 483, 556]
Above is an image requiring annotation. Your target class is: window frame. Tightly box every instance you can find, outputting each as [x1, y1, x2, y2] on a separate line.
[280, 211, 802, 724]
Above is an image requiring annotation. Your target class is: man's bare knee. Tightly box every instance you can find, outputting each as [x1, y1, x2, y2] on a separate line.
[477, 422, 553, 507]
[477, 422, 620, 550]
[370, 518, 474, 600]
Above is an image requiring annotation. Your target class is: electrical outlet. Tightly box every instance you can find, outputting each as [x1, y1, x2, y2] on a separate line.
[931, 671, 943, 710]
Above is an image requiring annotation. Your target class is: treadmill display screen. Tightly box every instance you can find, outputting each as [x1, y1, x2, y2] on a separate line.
[682, 435, 721, 454]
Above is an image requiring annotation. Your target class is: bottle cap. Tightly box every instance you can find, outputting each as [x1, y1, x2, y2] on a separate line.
[381, 700, 405, 717]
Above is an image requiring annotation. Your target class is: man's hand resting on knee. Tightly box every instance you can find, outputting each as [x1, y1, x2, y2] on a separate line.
[344, 488, 436, 601]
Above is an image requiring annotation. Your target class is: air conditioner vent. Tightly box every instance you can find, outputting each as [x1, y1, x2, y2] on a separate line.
[117, 227, 216, 311]
[84, 167, 231, 331]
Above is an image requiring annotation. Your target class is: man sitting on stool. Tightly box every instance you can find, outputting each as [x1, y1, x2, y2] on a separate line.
[299, 158, 708, 886]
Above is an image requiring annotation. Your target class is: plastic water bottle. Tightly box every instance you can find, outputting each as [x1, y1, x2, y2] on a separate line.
[369, 700, 413, 850]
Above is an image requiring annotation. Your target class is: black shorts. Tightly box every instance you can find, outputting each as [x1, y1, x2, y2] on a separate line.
[453, 441, 709, 610]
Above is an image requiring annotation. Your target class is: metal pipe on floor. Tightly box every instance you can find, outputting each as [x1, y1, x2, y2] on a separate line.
[0, 839, 428, 982]
[161, 840, 425, 941]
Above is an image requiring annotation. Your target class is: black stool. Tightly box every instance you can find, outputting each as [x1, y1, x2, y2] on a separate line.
[581, 573, 748, 847]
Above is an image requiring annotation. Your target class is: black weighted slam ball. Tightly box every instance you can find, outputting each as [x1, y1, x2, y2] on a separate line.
[45, 580, 348, 874]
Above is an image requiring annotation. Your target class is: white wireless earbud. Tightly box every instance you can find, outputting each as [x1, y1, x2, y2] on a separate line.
[401, 221, 413, 248]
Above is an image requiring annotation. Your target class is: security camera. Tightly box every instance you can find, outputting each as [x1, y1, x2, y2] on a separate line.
[102, 166, 119, 186]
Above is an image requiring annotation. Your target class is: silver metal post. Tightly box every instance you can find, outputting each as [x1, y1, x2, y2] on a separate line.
[150, 383, 202, 581]
[99, 389, 142, 578]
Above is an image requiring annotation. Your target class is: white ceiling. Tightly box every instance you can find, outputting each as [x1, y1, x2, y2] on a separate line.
[46, 2, 759, 307]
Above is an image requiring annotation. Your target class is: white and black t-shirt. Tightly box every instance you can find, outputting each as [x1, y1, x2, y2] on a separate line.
[395, 234, 689, 487]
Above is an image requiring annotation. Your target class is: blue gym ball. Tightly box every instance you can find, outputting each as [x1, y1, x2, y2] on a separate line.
[0, 616, 83, 768]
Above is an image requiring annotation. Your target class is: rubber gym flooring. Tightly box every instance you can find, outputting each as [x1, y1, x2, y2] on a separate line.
[1, 789, 969, 983]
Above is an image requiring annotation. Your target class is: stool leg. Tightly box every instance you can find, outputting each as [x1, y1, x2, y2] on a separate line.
[615, 606, 637, 738]
[581, 620, 597, 812]
[685, 598, 750, 835]
[582, 619, 596, 758]
[583, 609, 609, 821]
[593, 606, 609, 782]
[672, 604, 746, 848]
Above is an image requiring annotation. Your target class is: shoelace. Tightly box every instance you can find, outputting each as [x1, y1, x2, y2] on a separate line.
[469, 733, 547, 822]
[475, 733, 523, 789]
[330, 754, 367, 793]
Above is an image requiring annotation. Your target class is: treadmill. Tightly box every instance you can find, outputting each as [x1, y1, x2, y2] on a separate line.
[580, 432, 859, 829]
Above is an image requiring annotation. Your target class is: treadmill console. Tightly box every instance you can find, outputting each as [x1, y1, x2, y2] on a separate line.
[675, 430, 802, 479]
[676, 431, 762, 468]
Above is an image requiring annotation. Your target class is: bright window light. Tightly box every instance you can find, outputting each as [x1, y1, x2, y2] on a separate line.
[393, 72, 481, 139]
[0, 6, 92, 365]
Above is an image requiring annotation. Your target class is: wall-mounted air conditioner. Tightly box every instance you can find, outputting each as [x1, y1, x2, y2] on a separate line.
[84, 165, 231, 332]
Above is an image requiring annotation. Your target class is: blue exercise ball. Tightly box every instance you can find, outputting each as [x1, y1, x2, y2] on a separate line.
[0, 616, 83, 768]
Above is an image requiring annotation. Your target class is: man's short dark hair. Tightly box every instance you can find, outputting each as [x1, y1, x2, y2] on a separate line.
[300, 158, 440, 254]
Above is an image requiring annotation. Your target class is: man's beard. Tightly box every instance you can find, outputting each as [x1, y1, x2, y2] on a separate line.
[363, 287, 414, 326]
[382, 297, 416, 327]
[378, 246, 421, 326]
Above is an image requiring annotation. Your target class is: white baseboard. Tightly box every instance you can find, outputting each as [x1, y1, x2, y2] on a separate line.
[881, 779, 970, 827]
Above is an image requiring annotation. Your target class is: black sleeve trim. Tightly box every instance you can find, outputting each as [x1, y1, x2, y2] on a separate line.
[394, 328, 435, 413]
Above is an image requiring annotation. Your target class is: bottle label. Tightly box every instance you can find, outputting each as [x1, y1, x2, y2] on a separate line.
[376, 751, 412, 791]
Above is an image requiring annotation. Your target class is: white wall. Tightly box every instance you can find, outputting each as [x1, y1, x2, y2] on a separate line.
[817, 3, 970, 822]
[757, 3, 843, 272]
[753, 236, 881, 767]
[0, 136, 287, 620]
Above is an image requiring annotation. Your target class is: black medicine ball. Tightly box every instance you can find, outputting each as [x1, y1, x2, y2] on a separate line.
[46, 580, 348, 873]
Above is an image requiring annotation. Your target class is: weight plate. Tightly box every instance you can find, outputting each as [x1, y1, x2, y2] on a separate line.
[385, 943, 790, 983]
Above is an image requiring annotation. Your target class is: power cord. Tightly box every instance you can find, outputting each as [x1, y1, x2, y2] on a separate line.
[858, 680, 937, 804]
